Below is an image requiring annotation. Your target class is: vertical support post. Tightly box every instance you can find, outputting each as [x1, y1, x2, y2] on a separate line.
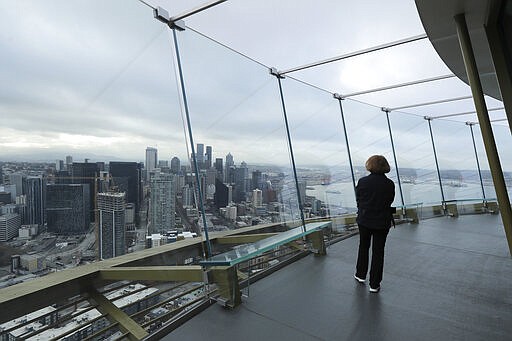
[334, 94, 357, 195]
[455, 13, 512, 256]
[425, 117, 446, 205]
[171, 27, 212, 258]
[466, 122, 486, 201]
[270, 68, 306, 232]
[382, 108, 405, 209]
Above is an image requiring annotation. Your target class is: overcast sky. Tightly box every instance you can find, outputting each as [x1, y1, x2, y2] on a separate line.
[0, 0, 509, 170]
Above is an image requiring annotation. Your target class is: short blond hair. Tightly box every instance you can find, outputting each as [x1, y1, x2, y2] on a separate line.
[365, 155, 391, 174]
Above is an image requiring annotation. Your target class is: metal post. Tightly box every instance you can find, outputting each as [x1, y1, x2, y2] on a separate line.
[455, 13, 512, 256]
[270, 68, 306, 232]
[426, 117, 446, 205]
[467, 122, 486, 201]
[334, 94, 357, 196]
[383, 108, 405, 208]
[171, 28, 212, 258]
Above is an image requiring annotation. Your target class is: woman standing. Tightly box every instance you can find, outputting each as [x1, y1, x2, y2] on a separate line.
[354, 155, 395, 293]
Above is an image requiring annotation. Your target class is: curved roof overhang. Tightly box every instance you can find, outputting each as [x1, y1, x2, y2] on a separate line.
[415, 0, 510, 101]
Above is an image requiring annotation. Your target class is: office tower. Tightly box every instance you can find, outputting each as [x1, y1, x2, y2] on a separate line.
[55, 160, 64, 171]
[65, 155, 73, 170]
[71, 162, 98, 222]
[98, 192, 126, 259]
[170, 157, 180, 174]
[8, 173, 24, 197]
[149, 173, 175, 234]
[158, 160, 169, 168]
[46, 184, 90, 234]
[205, 146, 212, 169]
[109, 162, 142, 225]
[0, 214, 21, 242]
[214, 178, 229, 209]
[196, 144, 204, 169]
[0, 166, 3, 184]
[145, 147, 158, 180]
[215, 158, 223, 180]
[24, 176, 45, 227]
[206, 167, 217, 186]
[252, 170, 262, 190]
[234, 163, 249, 203]
[225, 153, 234, 183]
[182, 184, 193, 207]
[252, 189, 263, 207]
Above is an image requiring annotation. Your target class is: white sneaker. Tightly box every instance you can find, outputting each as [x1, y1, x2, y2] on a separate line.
[354, 275, 365, 283]
[369, 286, 380, 293]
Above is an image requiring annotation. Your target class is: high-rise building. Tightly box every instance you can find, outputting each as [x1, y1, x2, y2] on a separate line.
[170, 157, 180, 174]
[65, 155, 73, 170]
[215, 158, 223, 180]
[205, 146, 212, 169]
[46, 184, 90, 234]
[24, 176, 45, 227]
[98, 192, 126, 260]
[55, 160, 64, 171]
[252, 189, 263, 208]
[196, 144, 204, 169]
[149, 173, 175, 234]
[214, 178, 229, 209]
[234, 163, 249, 203]
[145, 147, 158, 180]
[224, 153, 235, 183]
[71, 162, 98, 222]
[182, 184, 194, 207]
[109, 162, 142, 225]
[0, 214, 21, 242]
[252, 170, 262, 190]
[8, 173, 24, 197]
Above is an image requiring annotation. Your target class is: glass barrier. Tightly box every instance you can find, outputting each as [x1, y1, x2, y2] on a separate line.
[389, 111, 441, 206]
[427, 119, 482, 201]
[490, 123, 512, 198]
[341, 99, 397, 206]
[279, 77, 357, 222]
[173, 27, 300, 235]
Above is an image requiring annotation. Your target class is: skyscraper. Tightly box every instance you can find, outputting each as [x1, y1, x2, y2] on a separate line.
[46, 184, 90, 234]
[109, 162, 142, 225]
[205, 145, 212, 169]
[170, 157, 181, 174]
[196, 143, 204, 169]
[65, 155, 73, 170]
[215, 158, 223, 180]
[145, 147, 158, 180]
[149, 173, 175, 234]
[71, 162, 98, 222]
[98, 192, 126, 259]
[225, 153, 234, 183]
[0, 214, 21, 242]
[24, 176, 45, 227]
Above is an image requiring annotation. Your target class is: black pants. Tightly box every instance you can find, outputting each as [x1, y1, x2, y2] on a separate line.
[355, 224, 390, 288]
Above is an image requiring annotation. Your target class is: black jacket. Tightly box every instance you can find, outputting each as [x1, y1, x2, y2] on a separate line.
[356, 173, 395, 229]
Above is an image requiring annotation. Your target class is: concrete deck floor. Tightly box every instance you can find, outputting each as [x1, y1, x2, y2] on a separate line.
[167, 214, 512, 340]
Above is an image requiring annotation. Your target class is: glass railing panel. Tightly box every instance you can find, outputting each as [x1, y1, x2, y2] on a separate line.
[429, 119, 484, 201]
[278, 77, 357, 223]
[492, 123, 512, 198]
[389, 111, 442, 207]
[341, 99, 398, 206]
[173, 27, 300, 235]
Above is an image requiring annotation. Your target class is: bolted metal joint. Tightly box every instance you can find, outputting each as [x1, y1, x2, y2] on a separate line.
[424, 115, 432, 121]
[153, 6, 186, 31]
[333, 93, 345, 100]
[269, 67, 285, 79]
[381, 107, 391, 113]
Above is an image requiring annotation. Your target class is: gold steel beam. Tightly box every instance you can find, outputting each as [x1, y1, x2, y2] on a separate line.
[216, 233, 278, 244]
[455, 13, 512, 256]
[88, 289, 148, 341]
[99, 266, 204, 282]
